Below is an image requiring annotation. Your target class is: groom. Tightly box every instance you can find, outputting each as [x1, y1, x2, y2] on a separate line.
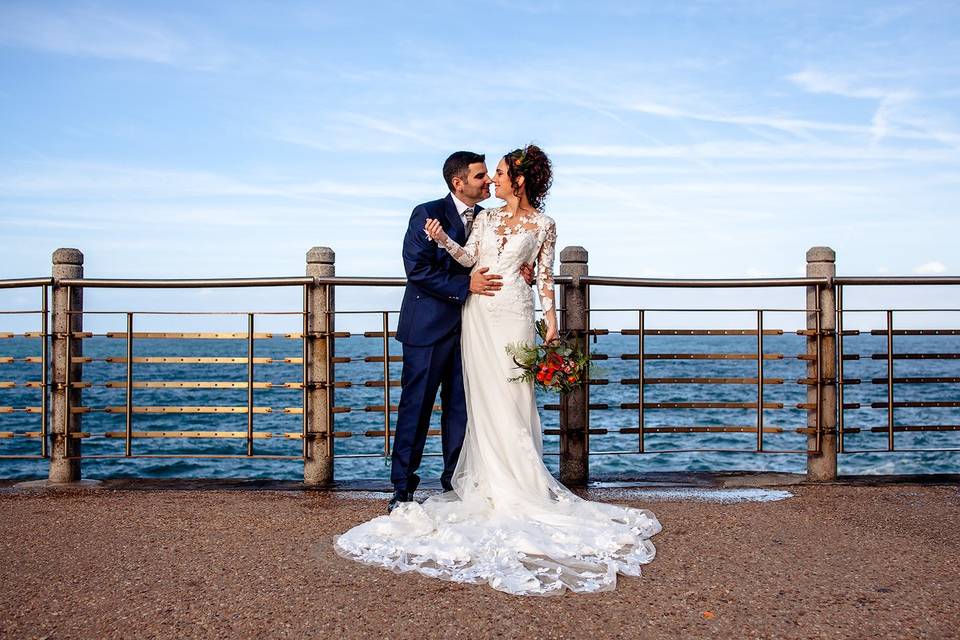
[392, 151, 532, 513]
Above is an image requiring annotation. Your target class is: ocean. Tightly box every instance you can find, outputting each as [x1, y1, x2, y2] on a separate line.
[1, 333, 958, 480]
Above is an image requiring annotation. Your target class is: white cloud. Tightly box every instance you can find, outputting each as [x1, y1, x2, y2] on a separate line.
[784, 69, 959, 147]
[913, 261, 947, 274]
[626, 99, 867, 137]
[0, 164, 269, 198]
[267, 111, 471, 154]
[550, 142, 955, 163]
[0, 4, 230, 69]
[787, 70, 912, 101]
[0, 162, 434, 202]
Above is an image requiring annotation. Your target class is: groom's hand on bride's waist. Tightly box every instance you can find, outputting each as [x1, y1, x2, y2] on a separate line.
[519, 263, 535, 287]
[470, 268, 502, 296]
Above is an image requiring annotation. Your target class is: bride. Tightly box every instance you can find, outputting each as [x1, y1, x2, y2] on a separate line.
[335, 145, 661, 596]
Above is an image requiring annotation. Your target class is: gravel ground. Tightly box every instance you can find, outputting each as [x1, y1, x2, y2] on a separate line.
[0, 481, 958, 639]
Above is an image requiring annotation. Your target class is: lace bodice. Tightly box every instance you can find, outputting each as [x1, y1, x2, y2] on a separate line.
[435, 207, 557, 317]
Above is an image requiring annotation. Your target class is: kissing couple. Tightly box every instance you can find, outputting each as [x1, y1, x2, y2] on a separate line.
[336, 146, 661, 596]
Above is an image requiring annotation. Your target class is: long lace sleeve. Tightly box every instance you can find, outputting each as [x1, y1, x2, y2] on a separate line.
[536, 218, 557, 321]
[434, 213, 482, 267]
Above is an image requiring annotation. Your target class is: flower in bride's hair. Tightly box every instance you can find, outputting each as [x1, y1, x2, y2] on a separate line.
[511, 147, 528, 169]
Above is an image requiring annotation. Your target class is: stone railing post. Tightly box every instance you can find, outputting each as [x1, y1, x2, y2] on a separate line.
[50, 248, 83, 482]
[806, 246, 838, 481]
[304, 247, 335, 486]
[559, 246, 589, 485]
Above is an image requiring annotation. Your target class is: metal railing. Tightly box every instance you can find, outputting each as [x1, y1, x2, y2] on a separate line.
[2, 248, 959, 484]
[548, 272, 833, 482]
[834, 277, 960, 455]
[57, 276, 315, 462]
[0, 279, 50, 460]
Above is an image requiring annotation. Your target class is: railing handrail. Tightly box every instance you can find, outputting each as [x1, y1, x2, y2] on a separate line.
[579, 276, 830, 288]
[5, 274, 960, 290]
[314, 276, 406, 286]
[834, 276, 960, 286]
[0, 278, 53, 289]
[56, 277, 314, 288]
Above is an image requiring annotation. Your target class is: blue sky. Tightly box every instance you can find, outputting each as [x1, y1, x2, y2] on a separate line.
[1, 1, 959, 331]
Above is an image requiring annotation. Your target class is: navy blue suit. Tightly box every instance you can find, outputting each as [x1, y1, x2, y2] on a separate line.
[393, 194, 478, 493]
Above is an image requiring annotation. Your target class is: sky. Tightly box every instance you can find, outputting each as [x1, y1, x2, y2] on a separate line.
[1, 1, 959, 332]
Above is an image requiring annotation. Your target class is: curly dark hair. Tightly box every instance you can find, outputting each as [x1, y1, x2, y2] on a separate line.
[503, 144, 552, 211]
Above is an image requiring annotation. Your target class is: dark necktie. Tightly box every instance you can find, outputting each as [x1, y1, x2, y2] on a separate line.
[464, 210, 475, 237]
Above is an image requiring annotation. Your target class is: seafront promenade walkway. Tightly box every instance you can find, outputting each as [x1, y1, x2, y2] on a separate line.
[1, 474, 957, 639]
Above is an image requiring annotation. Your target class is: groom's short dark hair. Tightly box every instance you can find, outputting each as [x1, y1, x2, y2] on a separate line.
[443, 151, 485, 191]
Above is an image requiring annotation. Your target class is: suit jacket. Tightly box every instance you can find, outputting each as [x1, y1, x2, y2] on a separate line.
[396, 194, 479, 346]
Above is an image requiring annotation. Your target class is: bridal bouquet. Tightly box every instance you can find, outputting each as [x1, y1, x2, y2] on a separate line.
[505, 320, 590, 393]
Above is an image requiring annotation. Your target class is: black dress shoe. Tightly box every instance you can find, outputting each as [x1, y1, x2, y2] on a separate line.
[387, 490, 412, 514]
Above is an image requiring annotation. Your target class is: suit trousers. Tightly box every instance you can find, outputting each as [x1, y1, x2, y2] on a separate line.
[391, 329, 467, 494]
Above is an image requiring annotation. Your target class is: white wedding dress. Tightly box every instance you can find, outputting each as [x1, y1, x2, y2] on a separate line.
[335, 207, 661, 596]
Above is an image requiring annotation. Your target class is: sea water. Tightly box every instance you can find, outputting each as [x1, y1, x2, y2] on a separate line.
[1, 334, 957, 480]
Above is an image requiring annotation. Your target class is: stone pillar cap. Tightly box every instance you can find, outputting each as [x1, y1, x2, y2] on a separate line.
[306, 247, 335, 264]
[560, 246, 588, 263]
[806, 246, 835, 262]
[52, 248, 83, 265]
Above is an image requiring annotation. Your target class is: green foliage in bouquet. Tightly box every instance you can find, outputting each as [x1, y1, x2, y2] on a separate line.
[505, 319, 590, 393]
